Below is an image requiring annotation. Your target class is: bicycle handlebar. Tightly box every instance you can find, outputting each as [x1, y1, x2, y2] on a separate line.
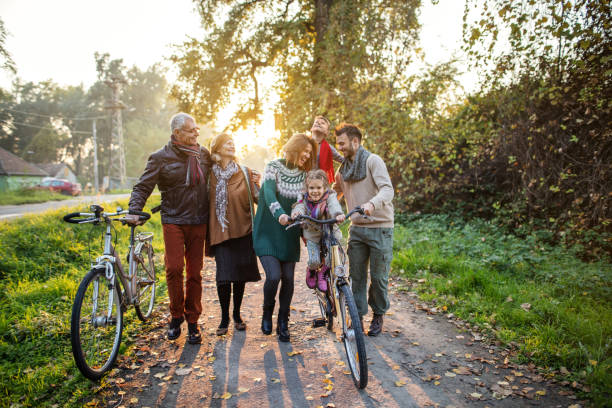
[63, 207, 151, 224]
[286, 206, 366, 229]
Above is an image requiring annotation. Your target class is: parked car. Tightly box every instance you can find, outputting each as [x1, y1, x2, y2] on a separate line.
[34, 178, 82, 196]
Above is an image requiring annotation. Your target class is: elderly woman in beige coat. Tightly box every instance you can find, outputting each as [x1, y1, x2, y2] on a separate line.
[208, 133, 261, 335]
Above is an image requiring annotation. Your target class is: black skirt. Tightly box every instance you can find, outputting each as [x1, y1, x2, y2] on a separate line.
[212, 234, 261, 283]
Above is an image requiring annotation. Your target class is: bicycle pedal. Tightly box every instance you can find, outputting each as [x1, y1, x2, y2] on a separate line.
[312, 318, 327, 328]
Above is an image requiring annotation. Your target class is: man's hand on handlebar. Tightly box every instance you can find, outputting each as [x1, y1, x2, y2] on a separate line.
[336, 214, 345, 223]
[124, 214, 143, 225]
[361, 202, 374, 216]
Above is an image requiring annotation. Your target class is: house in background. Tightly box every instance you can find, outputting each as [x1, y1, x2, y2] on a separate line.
[0, 146, 48, 192]
[36, 163, 77, 184]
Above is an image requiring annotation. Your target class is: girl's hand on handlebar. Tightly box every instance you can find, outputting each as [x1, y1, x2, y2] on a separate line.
[361, 202, 374, 216]
[278, 214, 291, 226]
[336, 214, 345, 223]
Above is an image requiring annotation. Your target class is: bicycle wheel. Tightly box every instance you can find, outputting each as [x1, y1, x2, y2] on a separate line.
[134, 241, 156, 321]
[71, 267, 123, 381]
[338, 284, 368, 389]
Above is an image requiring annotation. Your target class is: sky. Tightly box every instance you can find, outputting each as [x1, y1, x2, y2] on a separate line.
[0, 0, 473, 149]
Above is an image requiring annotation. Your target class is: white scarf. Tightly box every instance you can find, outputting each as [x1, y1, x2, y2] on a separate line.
[212, 161, 238, 231]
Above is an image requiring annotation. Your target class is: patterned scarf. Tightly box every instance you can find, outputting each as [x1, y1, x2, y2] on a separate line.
[171, 135, 204, 186]
[339, 145, 371, 182]
[212, 161, 238, 231]
[305, 190, 330, 219]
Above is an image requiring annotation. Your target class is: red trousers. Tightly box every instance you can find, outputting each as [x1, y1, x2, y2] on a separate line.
[162, 223, 206, 324]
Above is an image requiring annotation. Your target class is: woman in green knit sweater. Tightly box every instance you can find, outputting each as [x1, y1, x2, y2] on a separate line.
[253, 133, 317, 342]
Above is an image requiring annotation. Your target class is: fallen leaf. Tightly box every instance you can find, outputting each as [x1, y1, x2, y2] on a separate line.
[153, 373, 165, 379]
[221, 392, 232, 400]
[589, 360, 598, 366]
[287, 351, 302, 356]
[306, 396, 314, 401]
[520, 303, 531, 311]
[536, 390, 546, 396]
[395, 380, 406, 386]
[470, 392, 482, 399]
[209, 375, 216, 381]
[434, 381, 440, 385]
[271, 378, 281, 383]
[343, 370, 351, 375]
[238, 387, 249, 393]
[412, 342, 420, 346]
[129, 398, 138, 404]
[260, 343, 267, 349]
[435, 353, 443, 357]
[327, 404, 336, 407]
[335, 361, 345, 366]
[175, 368, 192, 376]
[254, 377, 262, 382]
[445, 372, 456, 377]
[453, 366, 471, 375]
[208, 356, 216, 362]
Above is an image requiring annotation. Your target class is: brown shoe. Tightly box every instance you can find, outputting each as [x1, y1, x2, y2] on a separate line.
[216, 326, 228, 336]
[368, 314, 384, 337]
[234, 321, 247, 331]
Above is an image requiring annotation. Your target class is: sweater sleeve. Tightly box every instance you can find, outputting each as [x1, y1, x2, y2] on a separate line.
[326, 191, 343, 217]
[330, 144, 344, 163]
[261, 161, 286, 220]
[291, 196, 307, 218]
[367, 155, 394, 210]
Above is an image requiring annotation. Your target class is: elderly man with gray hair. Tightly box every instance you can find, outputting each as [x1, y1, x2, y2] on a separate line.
[127, 112, 211, 344]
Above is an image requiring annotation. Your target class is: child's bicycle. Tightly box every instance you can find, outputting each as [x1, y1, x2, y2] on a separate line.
[287, 207, 368, 389]
[63, 204, 156, 380]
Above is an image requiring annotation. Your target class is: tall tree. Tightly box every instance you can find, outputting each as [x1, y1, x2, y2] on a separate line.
[0, 18, 16, 75]
[171, 0, 421, 141]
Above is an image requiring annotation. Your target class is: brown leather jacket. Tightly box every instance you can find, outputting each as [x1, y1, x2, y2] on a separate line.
[129, 141, 211, 225]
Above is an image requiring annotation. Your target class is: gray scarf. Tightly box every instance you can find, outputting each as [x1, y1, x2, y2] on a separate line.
[339, 146, 371, 182]
[212, 161, 239, 231]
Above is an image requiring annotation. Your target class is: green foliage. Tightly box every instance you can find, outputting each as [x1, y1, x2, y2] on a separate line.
[171, 0, 421, 139]
[0, 53, 176, 187]
[0, 198, 166, 407]
[0, 188, 71, 205]
[392, 213, 612, 404]
[390, 0, 611, 258]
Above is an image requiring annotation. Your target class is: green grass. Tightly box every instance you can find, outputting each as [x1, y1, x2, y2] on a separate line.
[0, 189, 72, 205]
[391, 213, 611, 405]
[0, 198, 166, 407]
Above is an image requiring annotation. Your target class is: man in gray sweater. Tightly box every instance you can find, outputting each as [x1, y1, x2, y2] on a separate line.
[333, 123, 394, 336]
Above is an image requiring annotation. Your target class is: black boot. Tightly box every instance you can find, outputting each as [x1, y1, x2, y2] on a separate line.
[261, 303, 274, 335]
[276, 312, 290, 342]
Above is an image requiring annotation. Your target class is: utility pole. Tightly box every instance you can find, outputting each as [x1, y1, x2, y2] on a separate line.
[92, 119, 99, 194]
[105, 77, 127, 189]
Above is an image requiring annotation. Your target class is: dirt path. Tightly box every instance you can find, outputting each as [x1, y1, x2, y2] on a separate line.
[97, 247, 585, 408]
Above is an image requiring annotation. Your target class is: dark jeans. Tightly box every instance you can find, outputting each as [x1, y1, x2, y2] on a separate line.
[259, 256, 296, 318]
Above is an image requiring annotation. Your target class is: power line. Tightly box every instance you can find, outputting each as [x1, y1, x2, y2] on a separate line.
[4, 108, 106, 121]
[5, 121, 92, 134]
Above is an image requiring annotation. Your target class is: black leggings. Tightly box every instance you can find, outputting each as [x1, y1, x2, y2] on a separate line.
[216, 282, 246, 327]
[259, 256, 296, 317]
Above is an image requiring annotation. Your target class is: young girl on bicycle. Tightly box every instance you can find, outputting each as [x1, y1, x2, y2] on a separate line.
[291, 169, 345, 291]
